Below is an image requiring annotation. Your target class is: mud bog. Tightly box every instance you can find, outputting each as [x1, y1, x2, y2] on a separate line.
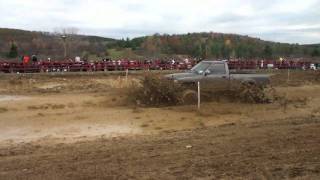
[0, 72, 319, 179]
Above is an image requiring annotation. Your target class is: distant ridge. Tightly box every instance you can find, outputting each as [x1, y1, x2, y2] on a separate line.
[0, 28, 319, 60]
[0, 28, 116, 60]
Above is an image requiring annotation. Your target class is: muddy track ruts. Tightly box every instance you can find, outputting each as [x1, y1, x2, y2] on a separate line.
[0, 116, 319, 179]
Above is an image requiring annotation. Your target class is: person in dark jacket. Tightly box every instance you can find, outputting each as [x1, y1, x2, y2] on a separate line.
[32, 55, 38, 63]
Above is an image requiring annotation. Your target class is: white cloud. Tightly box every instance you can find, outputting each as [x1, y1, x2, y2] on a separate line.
[0, 0, 319, 44]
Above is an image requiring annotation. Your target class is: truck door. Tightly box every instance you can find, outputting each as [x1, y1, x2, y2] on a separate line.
[201, 63, 229, 90]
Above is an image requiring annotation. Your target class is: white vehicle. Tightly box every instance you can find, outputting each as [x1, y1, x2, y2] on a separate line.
[75, 56, 81, 62]
[267, 64, 274, 69]
[310, 64, 317, 70]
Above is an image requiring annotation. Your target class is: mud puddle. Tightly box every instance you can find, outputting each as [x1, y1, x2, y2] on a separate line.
[0, 95, 29, 102]
[0, 123, 142, 145]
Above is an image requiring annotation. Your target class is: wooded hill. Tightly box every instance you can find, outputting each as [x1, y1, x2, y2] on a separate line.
[111, 33, 320, 60]
[1, 28, 319, 60]
[0, 28, 116, 60]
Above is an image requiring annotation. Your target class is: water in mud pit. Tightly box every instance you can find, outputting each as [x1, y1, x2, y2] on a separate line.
[0, 123, 142, 144]
[0, 95, 28, 102]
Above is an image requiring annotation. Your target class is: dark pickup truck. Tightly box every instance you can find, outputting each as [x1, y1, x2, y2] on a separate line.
[166, 60, 271, 87]
[165, 60, 272, 103]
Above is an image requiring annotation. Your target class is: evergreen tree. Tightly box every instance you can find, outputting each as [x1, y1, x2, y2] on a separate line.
[263, 45, 273, 59]
[7, 42, 18, 58]
[311, 48, 320, 57]
[210, 42, 221, 58]
[221, 44, 231, 59]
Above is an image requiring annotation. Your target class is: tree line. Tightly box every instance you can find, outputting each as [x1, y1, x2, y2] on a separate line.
[1, 28, 319, 60]
[109, 32, 320, 60]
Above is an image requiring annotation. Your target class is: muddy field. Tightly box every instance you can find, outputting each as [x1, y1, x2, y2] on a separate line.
[0, 70, 319, 179]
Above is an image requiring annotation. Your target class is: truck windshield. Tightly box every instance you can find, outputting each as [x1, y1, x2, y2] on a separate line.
[191, 62, 211, 74]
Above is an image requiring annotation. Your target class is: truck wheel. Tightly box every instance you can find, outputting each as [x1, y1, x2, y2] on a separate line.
[182, 89, 197, 104]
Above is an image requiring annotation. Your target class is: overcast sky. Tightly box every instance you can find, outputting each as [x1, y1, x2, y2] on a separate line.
[0, 0, 319, 44]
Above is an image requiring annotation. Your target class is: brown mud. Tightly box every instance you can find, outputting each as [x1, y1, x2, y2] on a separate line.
[0, 70, 319, 179]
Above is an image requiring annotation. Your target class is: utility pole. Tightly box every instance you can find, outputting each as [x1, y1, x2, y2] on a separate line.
[198, 81, 201, 110]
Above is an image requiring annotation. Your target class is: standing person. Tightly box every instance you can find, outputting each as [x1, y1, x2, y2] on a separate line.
[23, 55, 30, 64]
[75, 56, 81, 63]
[20, 55, 24, 62]
[32, 55, 38, 63]
[260, 60, 264, 69]
[171, 59, 175, 65]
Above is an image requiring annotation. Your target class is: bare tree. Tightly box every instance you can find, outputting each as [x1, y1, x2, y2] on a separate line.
[53, 27, 79, 36]
[53, 27, 79, 59]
